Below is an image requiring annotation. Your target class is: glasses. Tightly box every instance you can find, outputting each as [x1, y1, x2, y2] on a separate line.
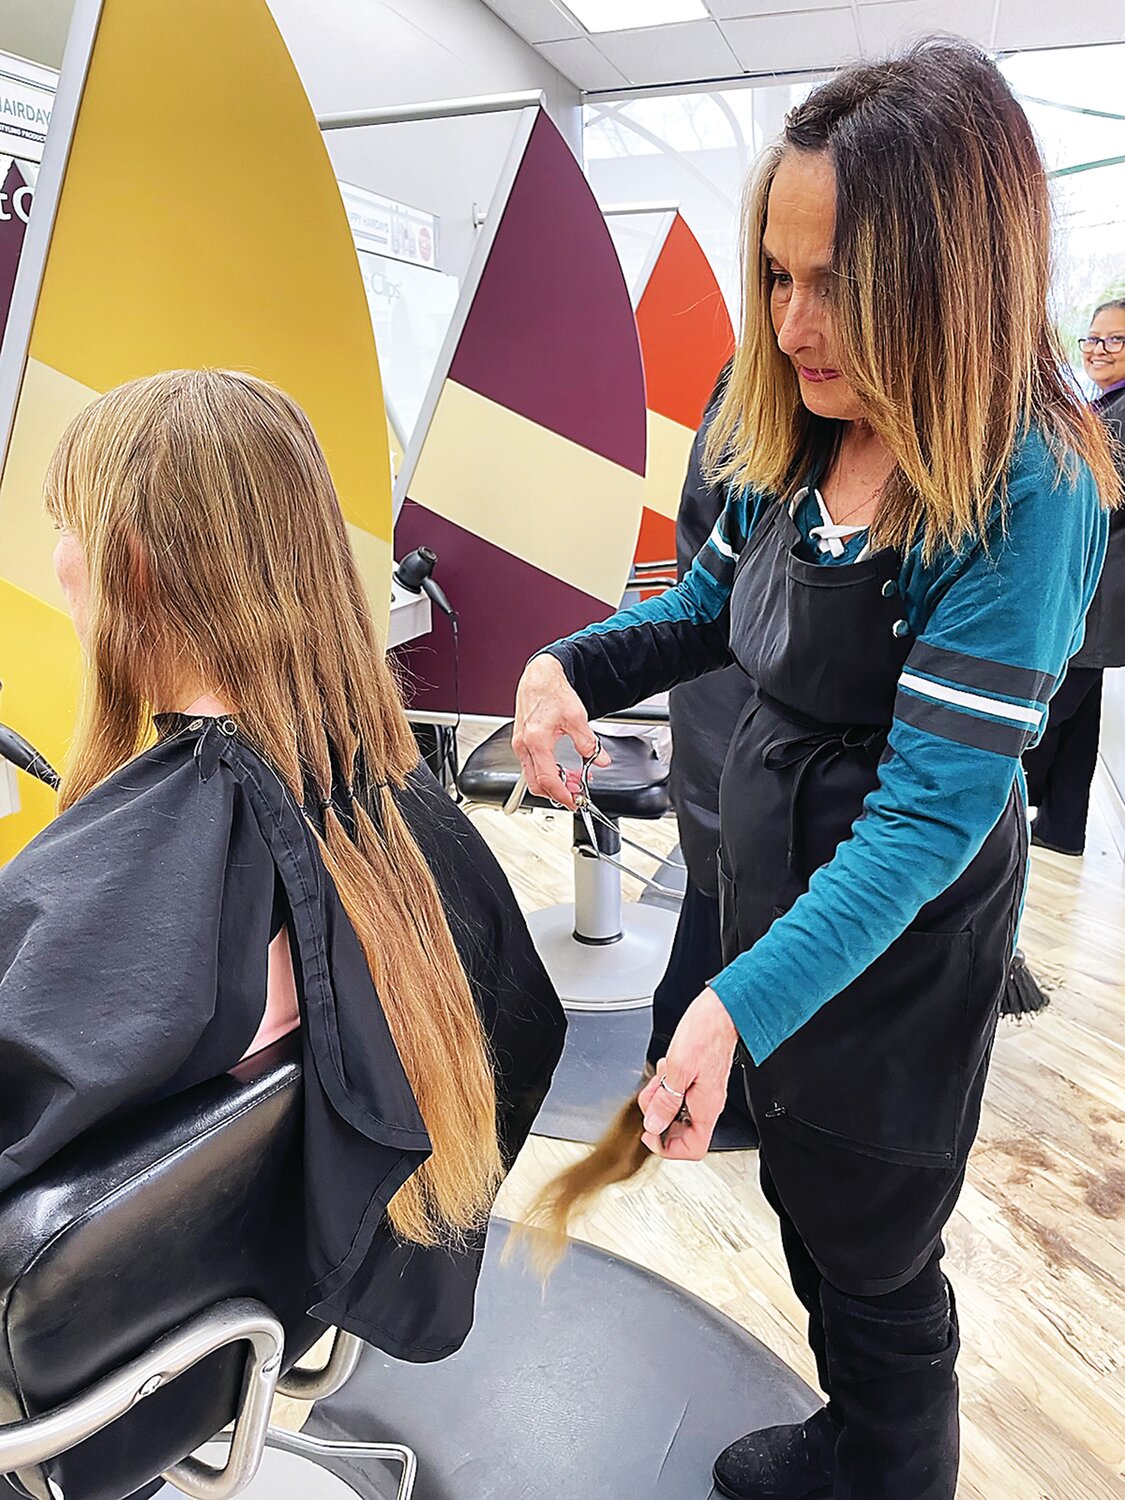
[1079, 335, 1125, 353]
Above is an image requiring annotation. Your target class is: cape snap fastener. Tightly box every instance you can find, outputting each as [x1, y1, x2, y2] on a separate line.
[188, 718, 203, 730]
[219, 717, 237, 735]
[881, 579, 897, 597]
[892, 619, 910, 638]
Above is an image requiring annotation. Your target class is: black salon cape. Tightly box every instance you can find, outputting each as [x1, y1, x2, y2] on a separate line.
[0, 716, 565, 1361]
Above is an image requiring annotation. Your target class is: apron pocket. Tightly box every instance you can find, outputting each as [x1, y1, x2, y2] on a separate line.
[753, 924, 975, 1166]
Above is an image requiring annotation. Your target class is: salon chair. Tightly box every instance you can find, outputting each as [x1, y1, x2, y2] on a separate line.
[0, 1036, 414, 1500]
[458, 706, 680, 1009]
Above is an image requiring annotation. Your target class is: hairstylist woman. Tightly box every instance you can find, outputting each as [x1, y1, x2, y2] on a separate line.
[512, 41, 1116, 1500]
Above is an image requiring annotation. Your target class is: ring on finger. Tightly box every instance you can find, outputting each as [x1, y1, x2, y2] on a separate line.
[658, 1075, 686, 1101]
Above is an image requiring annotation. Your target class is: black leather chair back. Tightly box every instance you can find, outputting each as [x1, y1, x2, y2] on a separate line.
[0, 1038, 320, 1500]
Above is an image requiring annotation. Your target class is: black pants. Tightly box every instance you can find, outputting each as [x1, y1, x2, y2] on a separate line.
[1023, 666, 1103, 854]
[761, 1163, 960, 1500]
[647, 879, 757, 1137]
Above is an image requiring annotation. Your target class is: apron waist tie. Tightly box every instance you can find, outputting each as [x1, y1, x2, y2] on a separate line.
[760, 709, 889, 874]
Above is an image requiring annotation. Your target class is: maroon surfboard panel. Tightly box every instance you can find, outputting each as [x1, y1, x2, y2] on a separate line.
[397, 111, 645, 717]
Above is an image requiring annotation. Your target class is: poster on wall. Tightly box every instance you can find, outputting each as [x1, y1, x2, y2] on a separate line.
[339, 181, 460, 454]
[0, 51, 54, 163]
[340, 181, 440, 270]
[0, 51, 52, 353]
[0, 157, 34, 340]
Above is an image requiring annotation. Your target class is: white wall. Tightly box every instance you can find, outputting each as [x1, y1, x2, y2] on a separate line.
[0, 0, 73, 69]
[266, 0, 582, 278]
[1102, 673, 1125, 850]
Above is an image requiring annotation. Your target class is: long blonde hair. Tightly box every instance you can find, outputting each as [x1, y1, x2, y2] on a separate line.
[706, 38, 1121, 557]
[44, 368, 502, 1246]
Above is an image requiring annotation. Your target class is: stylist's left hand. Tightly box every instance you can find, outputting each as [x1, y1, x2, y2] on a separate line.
[638, 987, 739, 1160]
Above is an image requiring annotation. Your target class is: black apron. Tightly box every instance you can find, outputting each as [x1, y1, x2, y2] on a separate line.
[718, 503, 1026, 1296]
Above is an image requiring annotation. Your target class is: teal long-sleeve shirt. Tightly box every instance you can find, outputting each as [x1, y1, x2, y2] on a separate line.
[543, 429, 1108, 1063]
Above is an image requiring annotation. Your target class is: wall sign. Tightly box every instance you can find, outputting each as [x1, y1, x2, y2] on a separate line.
[0, 52, 56, 164]
[340, 181, 439, 270]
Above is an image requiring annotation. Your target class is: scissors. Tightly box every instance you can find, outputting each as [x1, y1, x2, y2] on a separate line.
[502, 736, 602, 835]
[553, 736, 602, 850]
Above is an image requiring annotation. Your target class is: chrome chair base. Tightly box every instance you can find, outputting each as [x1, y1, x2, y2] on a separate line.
[175, 1429, 416, 1500]
[526, 901, 678, 1010]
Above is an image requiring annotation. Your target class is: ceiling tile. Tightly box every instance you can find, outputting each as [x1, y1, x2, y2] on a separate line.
[536, 36, 632, 90]
[707, 0, 850, 15]
[478, 0, 583, 44]
[719, 9, 862, 72]
[857, 0, 996, 54]
[993, 0, 1125, 50]
[592, 19, 743, 86]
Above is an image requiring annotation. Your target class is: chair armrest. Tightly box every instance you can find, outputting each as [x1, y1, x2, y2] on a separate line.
[275, 1329, 363, 1403]
[597, 699, 670, 727]
[0, 1299, 283, 1500]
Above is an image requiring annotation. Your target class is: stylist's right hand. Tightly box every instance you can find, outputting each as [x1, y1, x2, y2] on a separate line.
[513, 654, 609, 811]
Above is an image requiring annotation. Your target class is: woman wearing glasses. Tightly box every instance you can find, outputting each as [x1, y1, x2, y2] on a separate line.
[513, 41, 1118, 1500]
[1022, 299, 1125, 853]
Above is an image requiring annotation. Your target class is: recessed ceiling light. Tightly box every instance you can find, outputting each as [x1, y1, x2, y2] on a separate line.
[564, 1, 708, 34]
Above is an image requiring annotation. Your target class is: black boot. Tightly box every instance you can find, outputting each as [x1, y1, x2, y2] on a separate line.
[821, 1269, 960, 1500]
[712, 1405, 837, 1499]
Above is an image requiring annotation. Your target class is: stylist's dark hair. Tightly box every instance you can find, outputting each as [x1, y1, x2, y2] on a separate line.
[707, 37, 1120, 560]
[1093, 297, 1125, 321]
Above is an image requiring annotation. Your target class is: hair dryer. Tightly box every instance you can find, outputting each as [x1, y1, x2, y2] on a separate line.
[394, 546, 456, 624]
[0, 725, 60, 790]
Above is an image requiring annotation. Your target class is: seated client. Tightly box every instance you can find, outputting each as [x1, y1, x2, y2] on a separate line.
[0, 368, 566, 1359]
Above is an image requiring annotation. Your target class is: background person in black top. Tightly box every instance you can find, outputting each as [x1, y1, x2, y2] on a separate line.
[1024, 298, 1125, 853]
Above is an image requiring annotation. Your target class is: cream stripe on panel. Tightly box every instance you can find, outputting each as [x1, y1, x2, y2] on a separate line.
[0, 359, 99, 612]
[345, 525, 394, 645]
[644, 409, 696, 525]
[408, 380, 644, 606]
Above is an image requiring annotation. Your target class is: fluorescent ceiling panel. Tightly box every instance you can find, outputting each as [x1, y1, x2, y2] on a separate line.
[565, 1, 707, 33]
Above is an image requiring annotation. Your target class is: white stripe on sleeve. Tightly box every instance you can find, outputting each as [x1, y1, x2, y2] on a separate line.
[899, 671, 1043, 729]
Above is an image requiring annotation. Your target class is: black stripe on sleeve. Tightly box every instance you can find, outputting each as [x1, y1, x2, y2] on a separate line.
[908, 641, 1055, 706]
[895, 688, 1035, 758]
[695, 541, 735, 589]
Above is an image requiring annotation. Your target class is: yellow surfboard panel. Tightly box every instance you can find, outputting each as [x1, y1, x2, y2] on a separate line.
[0, 0, 393, 860]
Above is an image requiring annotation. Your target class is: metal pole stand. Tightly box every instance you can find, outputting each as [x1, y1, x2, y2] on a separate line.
[526, 812, 678, 1011]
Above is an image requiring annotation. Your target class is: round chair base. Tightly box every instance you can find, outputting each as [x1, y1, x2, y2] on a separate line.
[155, 1432, 406, 1499]
[534, 1002, 758, 1152]
[526, 902, 678, 1011]
[305, 1220, 818, 1500]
